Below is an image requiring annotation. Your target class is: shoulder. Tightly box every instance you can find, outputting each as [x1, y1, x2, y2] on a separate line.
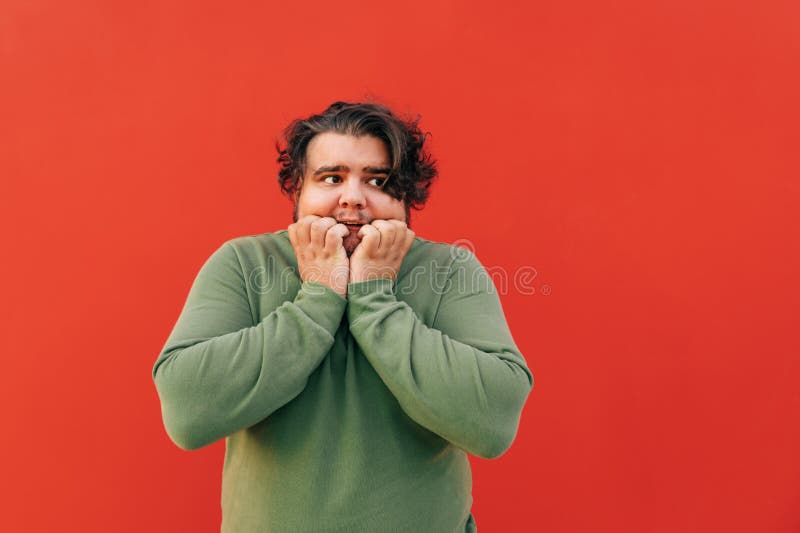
[198, 230, 297, 283]
[217, 230, 295, 265]
[397, 235, 487, 300]
[404, 235, 484, 272]
[222, 230, 290, 255]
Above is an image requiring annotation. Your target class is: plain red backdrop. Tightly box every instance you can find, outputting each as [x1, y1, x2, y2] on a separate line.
[1, 0, 798, 531]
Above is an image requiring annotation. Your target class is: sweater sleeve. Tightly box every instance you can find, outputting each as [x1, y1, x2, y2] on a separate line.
[152, 241, 346, 450]
[345, 251, 533, 459]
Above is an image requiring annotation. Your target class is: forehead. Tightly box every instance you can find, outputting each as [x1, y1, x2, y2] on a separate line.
[305, 132, 390, 170]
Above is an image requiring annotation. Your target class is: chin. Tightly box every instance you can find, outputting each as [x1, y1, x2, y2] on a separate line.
[343, 233, 361, 256]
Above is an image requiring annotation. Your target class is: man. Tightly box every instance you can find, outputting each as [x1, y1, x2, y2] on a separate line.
[152, 101, 533, 532]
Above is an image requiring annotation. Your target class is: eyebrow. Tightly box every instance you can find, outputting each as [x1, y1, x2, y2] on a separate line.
[313, 165, 391, 176]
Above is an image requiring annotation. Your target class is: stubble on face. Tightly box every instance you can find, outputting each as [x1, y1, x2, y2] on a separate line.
[340, 219, 369, 256]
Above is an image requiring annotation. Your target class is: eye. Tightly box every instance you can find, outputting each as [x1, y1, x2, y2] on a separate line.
[368, 177, 386, 187]
[322, 175, 342, 184]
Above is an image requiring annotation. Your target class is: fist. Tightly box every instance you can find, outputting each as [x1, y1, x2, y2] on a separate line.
[350, 219, 415, 284]
[288, 216, 350, 297]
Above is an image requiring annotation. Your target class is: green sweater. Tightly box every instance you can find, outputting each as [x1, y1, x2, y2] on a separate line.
[153, 230, 533, 532]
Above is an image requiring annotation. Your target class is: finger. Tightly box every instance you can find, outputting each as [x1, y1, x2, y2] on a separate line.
[325, 223, 349, 253]
[385, 220, 404, 252]
[387, 222, 413, 261]
[391, 220, 409, 250]
[371, 220, 397, 253]
[402, 227, 416, 254]
[310, 217, 336, 249]
[357, 224, 381, 255]
[288, 223, 298, 248]
[294, 215, 320, 247]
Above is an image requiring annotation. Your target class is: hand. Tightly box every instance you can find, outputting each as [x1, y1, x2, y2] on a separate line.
[288, 216, 350, 297]
[349, 219, 415, 284]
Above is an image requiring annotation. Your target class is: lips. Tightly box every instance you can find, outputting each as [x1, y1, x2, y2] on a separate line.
[338, 220, 366, 230]
[341, 223, 363, 235]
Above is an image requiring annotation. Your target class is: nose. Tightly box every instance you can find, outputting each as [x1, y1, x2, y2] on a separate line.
[338, 177, 366, 209]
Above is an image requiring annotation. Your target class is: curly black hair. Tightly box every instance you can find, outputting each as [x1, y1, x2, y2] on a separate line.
[276, 101, 437, 212]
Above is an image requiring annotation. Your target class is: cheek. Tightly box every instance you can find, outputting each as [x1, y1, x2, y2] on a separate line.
[296, 188, 336, 216]
[371, 193, 407, 221]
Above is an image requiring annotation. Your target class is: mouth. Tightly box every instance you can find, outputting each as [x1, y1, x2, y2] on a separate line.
[338, 220, 366, 232]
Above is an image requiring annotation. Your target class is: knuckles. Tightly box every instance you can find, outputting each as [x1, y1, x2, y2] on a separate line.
[310, 217, 336, 230]
[292, 218, 413, 266]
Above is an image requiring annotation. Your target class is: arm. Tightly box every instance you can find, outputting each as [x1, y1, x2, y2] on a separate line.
[346, 251, 533, 459]
[152, 241, 346, 450]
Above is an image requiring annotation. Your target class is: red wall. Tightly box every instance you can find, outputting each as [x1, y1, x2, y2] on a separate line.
[2, 1, 798, 531]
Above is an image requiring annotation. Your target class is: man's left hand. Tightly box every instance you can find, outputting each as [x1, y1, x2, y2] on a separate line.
[350, 220, 415, 284]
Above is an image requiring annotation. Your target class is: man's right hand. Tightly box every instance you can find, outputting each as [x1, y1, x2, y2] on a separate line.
[288, 216, 350, 297]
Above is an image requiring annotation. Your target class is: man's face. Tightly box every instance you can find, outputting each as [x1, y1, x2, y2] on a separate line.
[295, 132, 407, 255]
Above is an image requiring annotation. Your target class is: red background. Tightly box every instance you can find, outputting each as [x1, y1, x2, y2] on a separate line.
[2, 1, 798, 531]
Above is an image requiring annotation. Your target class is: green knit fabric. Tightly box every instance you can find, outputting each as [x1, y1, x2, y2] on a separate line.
[153, 230, 533, 532]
